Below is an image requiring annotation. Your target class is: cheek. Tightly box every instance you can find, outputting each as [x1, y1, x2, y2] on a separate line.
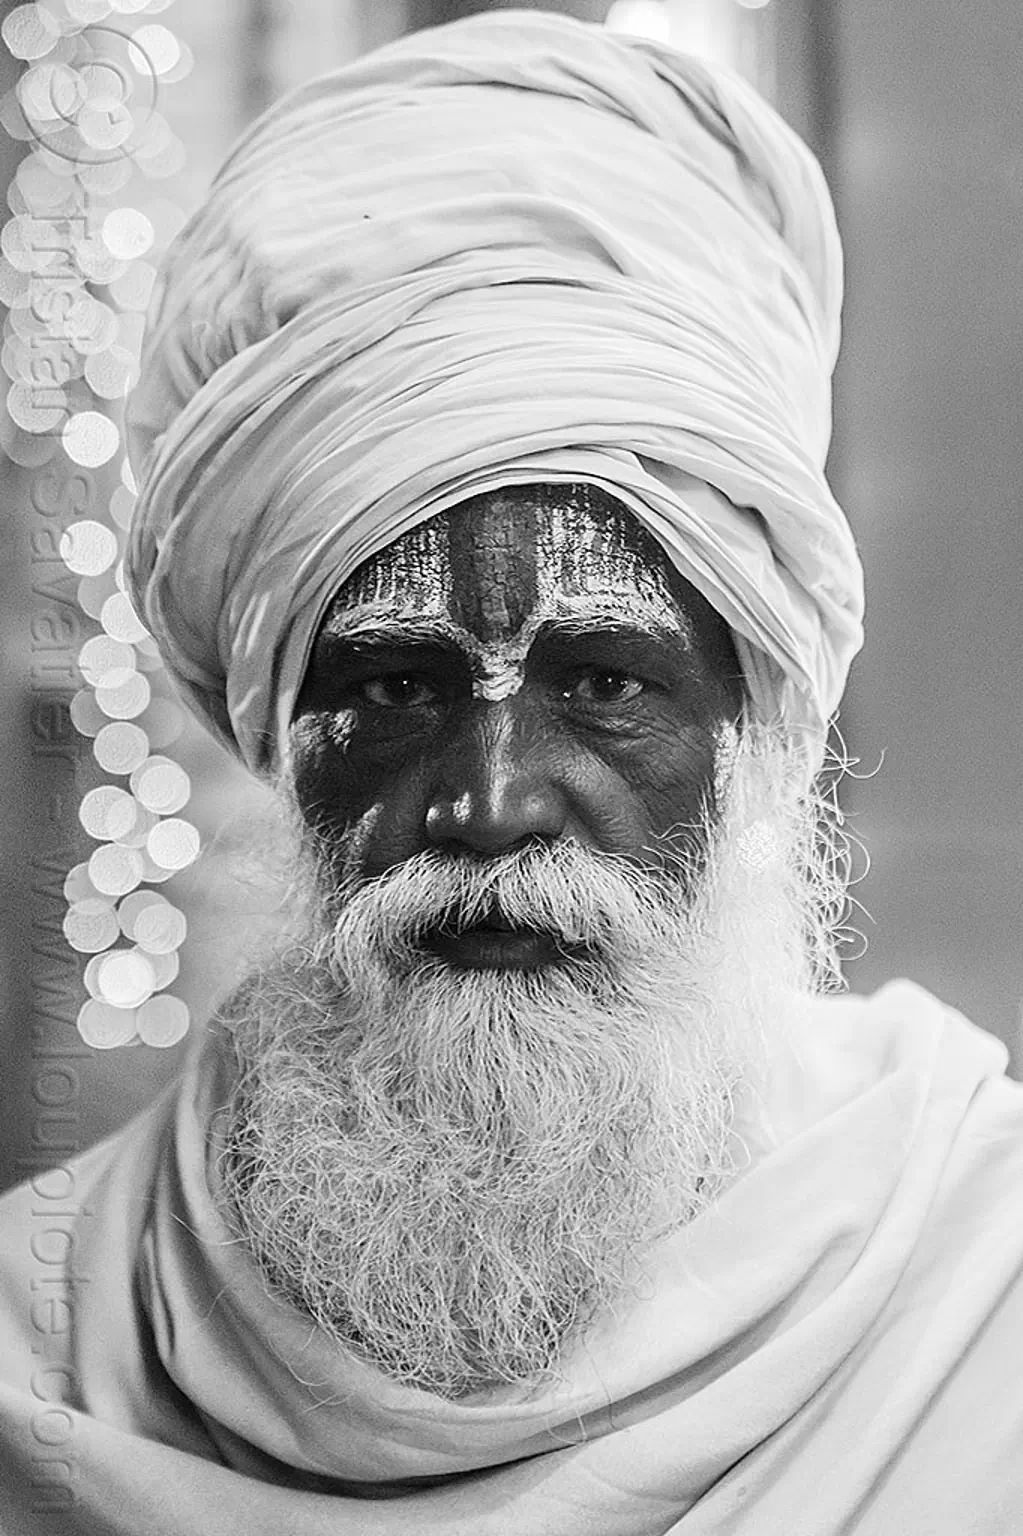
[595, 722, 722, 857]
[288, 712, 436, 872]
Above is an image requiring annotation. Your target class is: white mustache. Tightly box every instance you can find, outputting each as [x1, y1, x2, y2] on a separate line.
[329, 842, 683, 972]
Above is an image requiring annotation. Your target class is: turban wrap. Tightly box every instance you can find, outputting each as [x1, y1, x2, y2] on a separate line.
[124, 9, 864, 778]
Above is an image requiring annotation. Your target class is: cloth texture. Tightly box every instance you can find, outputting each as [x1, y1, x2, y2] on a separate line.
[2, 981, 1023, 1533]
[123, 10, 863, 776]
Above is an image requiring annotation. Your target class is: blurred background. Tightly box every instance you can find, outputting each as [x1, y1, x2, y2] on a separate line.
[1, 0, 1021, 1191]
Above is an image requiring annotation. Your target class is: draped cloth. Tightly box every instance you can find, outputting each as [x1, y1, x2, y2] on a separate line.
[2, 981, 1023, 1533]
[123, 11, 864, 777]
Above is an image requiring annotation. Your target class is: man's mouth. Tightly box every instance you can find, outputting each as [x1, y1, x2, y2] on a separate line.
[421, 906, 582, 970]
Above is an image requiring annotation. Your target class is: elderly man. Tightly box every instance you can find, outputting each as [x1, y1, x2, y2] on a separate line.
[2, 12, 1023, 1534]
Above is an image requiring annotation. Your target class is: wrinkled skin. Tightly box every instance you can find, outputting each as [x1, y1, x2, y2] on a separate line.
[290, 483, 745, 933]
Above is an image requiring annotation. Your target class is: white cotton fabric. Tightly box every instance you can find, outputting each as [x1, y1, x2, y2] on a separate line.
[123, 10, 863, 776]
[3, 982, 1023, 1533]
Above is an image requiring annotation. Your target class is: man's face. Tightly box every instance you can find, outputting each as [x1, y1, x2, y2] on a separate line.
[220, 486, 810, 1403]
[290, 482, 744, 939]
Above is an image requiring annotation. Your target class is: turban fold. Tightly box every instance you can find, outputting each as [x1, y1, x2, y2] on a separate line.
[125, 9, 863, 777]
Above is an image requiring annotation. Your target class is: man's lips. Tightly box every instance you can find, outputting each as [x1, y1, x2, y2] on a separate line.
[420, 912, 586, 970]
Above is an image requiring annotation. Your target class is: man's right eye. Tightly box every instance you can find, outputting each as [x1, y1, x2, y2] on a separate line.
[358, 675, 438, 709]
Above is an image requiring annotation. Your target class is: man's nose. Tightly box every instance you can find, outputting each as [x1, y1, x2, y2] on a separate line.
[424, 702, 570, 855]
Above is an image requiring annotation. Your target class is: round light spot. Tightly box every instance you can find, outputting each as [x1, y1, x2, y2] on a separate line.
[69, 687, 108, 738]
[101, 207, 154, 261]
[114, 800, 157, 849]
[128, 24, 179, 77]
[19, 64, 79, 127]
[66, 0, 114, 23]
[106, 260, 155, 313]
[116, 888, 165, 939]
[7, 380, 64, 434]
[79, 784, 136, 840]
[84, 347, 136, 403]
[108, 484, 136, 529]
[136, 698, 183, 748]
[88, 842, 144, 897]
[133, 898, 186, 954]
[161, 43, 194, 88]
[68, 299, 119, 357]
[100, 590, 147, 644]
[2, 5, 62, 62]
[63, 860, 99, 904]
[76, 155, 133, 199]
[78, 634, 134, 687]
[136, 994, 189, 1047]
[16, 154, 71, 212]
[73, 235, 128, 286]
[77, 102, 133, 152]
[62, 410, 119, 467]
[76, 570, 118, 620]
[95, 948, 155, 1009]
[63, 898, 118, 954]
[1, 211, 59, 271]
[130, 757, 190, 815]
[93, 720, 149, 776]
[146, 818, 200, 872]
[59, 519, 118, 576]
[76, 997, 137, 1049]
[95, 669, 150, 720]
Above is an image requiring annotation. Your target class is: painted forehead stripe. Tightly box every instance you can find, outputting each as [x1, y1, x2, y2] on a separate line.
[328, 487, 694, 701]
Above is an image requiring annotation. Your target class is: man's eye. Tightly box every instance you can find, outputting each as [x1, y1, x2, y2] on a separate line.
[562, 669, 645, 704]
[359, 675, 438, 708]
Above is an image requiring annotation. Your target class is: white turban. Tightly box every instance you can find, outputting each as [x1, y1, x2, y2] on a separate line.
[125, 9, 863, 777]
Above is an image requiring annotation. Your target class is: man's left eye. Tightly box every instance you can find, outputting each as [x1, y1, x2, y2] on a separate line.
[561, 669, 645, 704]
[359, 675, 438, 708]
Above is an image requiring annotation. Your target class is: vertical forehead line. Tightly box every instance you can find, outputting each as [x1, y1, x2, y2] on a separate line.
[330, 489, 694, 700]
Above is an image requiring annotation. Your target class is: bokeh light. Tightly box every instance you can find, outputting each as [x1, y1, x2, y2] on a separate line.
[100, 589, 148, 643]
[93, 720, 150, 775]
[136, 994, 189, 1047]
[94, 668, 151, 719]
[94, 948, 156, 1008]
[62, 409, 120, 466]
[79, 784, 137, 841]
[76, 998, 138, 1049]
[5, 5, 197, 1047]
[131, 756, 190, 815]
[146, 817, 200, 872]
[2, 5, 63, 62]
[63, 899, 119, 954]
[132, 897, 187, 953]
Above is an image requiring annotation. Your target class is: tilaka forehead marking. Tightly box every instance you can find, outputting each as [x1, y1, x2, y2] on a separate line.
[332, 488, 694, 701]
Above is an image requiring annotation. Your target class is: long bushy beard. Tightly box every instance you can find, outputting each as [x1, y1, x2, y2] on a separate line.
[217, 728, 842, 1401]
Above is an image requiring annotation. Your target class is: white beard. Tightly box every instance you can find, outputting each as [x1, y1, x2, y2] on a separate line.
[217, 726, 839, 1401]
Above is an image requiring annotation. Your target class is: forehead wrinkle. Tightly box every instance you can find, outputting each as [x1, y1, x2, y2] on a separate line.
[323, 604, 477, 652]
[535, 592, 693, 648]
